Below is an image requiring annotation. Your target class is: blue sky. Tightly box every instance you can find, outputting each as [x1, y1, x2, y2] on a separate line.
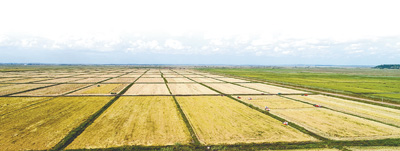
[1, 0, 400, 65]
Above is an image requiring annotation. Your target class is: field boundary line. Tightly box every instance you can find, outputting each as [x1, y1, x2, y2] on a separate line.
[162, 71, 201, 145]
[51, 70, 148, 150]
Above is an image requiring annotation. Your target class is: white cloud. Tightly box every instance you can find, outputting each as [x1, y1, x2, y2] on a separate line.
[164, 39, 185, 50]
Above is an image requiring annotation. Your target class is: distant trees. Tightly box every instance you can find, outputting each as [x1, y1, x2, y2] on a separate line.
[374, 64, 400, 69]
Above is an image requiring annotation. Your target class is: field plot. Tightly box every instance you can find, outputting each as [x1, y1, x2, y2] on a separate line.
[97, 74, 120, 78]
[347, 146, 400, 151]
[168, 84, 218, 95]
[141, 74, 161, 78]
[135, 77, 165, 83]
[0, 97, 52, 115]
[166, 78, 193, 83]
[185, 74, 205, 78]
[272, 108, 400, 140]
[73, 78, 108, 83]
[0, 78, 21, 82]
[124, 84, 170, 95]
[204, 83, 263, 94]
[36, 78, 83, 83]
[176, 96, 316, 144]
[271, 149, 339, 151]
[239, 83, 309, 94]
[3, 78, 50, 83]
[119, 74, 141, 78]
[0, 97, 112, 150]
[14, 84, 90, 96]
[203, 74, 224, 78]
[191, 78, 223, 83]
[237, 95, 312, 109]
[103, 78, 137, 83]
[0, 84, 51, 96]
[163, 74, 185, 78]
[286, 95, 400, 126]
[215, 77, 250, 83]
[69, 84, 128, 95]
[66, 96, 191, 149]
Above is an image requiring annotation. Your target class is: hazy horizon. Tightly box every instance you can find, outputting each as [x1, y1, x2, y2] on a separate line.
[1, 0, 399, 65]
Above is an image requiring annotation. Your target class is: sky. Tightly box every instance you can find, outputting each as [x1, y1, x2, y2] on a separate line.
[1, 0, 400, 65]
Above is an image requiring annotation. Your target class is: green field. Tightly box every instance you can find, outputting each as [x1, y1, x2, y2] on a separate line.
[198, 68, 400, 104]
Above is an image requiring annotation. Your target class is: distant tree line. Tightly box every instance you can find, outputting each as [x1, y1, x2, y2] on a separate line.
[374, 64, 400, 69]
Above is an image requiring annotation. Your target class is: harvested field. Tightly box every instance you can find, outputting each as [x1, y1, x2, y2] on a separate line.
[124, 84, 170, 95]
[0, 97, 112, 150]
[168, 84, 218, 95]
[141, 74, 161, 78]
[135, 78, 165, 83]
[103, 78, 137, 83]
[215, 77, 250, 83]
[176, 96, 316, 144]
[287, 95, 400, 126]
[119, 74, 141, 78]
[163, 74, 184, 78]
[66, 96, 191, 149]
[272, 108, 400, 140]
[185, 75, 205, 78]
[239, 83, 309, 94]
[0, 97, 52, 115]
[166, 78, 193, 83]
[190, 78, 223, 83]
[204, 83, 263, 94]
[73, 78, 108, 83]
[97, 74, 120, 78]
[14, 84, 90, 96]
[70, 84, 128, 95]
[3, 78, 50, 83]
[0, 78, 21, 82]
[237, 95, 312, 109]
[347, 146, 400, 151]
[0, 84, 51, 96]
[203, 74, 224, 78]
[36, 78, 83, 83]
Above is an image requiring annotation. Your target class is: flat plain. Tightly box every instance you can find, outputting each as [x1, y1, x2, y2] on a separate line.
[124, 84, 170, 95]
[204, 83, 263, 94]
[168, 83, 218, 95]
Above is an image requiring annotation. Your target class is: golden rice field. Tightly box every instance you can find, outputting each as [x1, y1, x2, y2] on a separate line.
[36, 78, 83, 83]
[14, 84, 90, 96]
[287, 95, 400, 126]
[237, 95, 312, 109]
[70, 84, 128, 95]
[0, 84, 51, 96]
[66, 96, 191, 149]
[0, 97, 112, 150]
[271, 108, 400, 140]
[0, 97, 52, 115]
[204, 83, 263, 94]
[168, 83, 218, 95]
[176, 96, 317, 145]
[124, 84, 170, 95]
[6, 78, 50, 83]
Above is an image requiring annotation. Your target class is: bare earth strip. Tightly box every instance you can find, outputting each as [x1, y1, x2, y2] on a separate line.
[135, 78, 165, 83]
[69, 84, 128, 95]
[0, 84, 51, 96]
[14, 84, 90, 96]
[191, 78, 223, 83]
[215, 77, 250, 83]
[168, 84, 219, 95]
[0, 97, 112, 150]
[0, 97, 52, 115]
[271, 108, 400, 140]
[239, 83, 309, 94]
[166, 78, 193, 83]
[286, 95, 400, 126]
[103, 78, 137, 83]
[124, 84, 170, 95]
[73, 78, 108, 83]
[36, 78, 83, 83]
[176, 96, 317, 145]
[205, 83, 263, 94]
[237, 95, 313, 109]
[66, 96, 191, 149]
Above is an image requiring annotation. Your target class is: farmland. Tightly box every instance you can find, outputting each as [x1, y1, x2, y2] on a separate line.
[66, 96, 191, 149]
[0, 66, 399, 150]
